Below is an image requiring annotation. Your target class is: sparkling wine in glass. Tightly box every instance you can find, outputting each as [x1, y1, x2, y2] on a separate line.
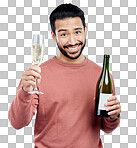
[28, 34, 45, 94]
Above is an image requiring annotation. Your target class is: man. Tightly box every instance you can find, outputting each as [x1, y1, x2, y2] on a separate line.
[9, 4, 121, 148]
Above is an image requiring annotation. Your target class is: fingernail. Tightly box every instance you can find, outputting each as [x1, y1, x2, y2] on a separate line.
[108, 112, 111, 115]
[108, 98, 111, 101]
[106, 108, 109, 111]
[104, 103, 107, 106]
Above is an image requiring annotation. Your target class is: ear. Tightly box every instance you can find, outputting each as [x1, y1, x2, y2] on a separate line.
[51, 31, 57, 42]
[84, 25, 87, 37]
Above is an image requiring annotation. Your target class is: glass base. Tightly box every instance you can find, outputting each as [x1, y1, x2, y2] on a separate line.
[28, 90, 44, 94]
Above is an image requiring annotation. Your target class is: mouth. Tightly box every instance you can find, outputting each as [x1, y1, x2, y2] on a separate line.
[64, 42, 82, 54]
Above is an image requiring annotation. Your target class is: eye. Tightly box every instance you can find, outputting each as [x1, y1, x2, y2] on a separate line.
[75, 31, 81, 35]
[61, 33, 67, 37]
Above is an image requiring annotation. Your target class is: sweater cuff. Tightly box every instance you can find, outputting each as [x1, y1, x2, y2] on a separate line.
[17, 87, 34, 102]
[106, 116, 120, 122]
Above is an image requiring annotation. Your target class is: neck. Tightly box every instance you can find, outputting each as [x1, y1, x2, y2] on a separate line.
[56, 53, 85, 64]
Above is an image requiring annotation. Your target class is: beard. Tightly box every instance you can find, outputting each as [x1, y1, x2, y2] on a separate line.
[56, 39, 86, 59]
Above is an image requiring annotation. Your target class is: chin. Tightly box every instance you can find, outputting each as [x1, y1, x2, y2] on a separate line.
[67, 51, 82, 59]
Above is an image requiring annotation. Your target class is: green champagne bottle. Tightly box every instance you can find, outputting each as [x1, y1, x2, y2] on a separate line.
[95, 55, 113, 118]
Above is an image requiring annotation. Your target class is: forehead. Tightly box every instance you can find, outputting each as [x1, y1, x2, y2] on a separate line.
[54, 17, 83, 31]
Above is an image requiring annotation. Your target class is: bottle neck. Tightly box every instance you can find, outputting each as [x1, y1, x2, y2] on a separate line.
[103, 57, 109, 71]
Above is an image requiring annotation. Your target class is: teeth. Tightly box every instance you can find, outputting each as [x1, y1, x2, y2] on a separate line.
[69, 48, 77, 50]
[68, 46, 78, 50]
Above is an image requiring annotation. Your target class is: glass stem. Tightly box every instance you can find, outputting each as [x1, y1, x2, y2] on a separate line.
[34, 78, 38, 91]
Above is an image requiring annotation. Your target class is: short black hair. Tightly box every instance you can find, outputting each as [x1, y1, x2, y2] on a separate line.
[49, 3, 85, 34]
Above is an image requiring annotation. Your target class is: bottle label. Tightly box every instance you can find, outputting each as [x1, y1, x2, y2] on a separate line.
[99, 93, 112, 110]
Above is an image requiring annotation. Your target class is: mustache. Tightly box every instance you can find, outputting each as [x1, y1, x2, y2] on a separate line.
[63, 42, 83, 48]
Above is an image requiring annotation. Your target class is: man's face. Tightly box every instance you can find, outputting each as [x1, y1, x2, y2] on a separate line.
[52, 17, 87, 59]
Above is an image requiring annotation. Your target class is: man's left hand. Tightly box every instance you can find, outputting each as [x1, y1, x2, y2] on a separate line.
[105, 96, 121, 119]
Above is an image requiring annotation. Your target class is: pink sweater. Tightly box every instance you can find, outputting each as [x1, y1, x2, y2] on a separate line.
[9, 56, 120, 148]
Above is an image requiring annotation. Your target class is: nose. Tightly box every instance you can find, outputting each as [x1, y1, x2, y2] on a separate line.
[68, 34, 76, 45]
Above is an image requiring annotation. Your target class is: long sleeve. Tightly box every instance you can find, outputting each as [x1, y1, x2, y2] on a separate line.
[101, 117, 120, 133]
[8, 80, 39, 129]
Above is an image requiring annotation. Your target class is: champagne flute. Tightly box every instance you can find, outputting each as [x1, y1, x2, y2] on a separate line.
[28, 34, 45, 94]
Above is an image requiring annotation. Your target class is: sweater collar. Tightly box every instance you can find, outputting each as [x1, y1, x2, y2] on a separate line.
[52, 56, 88, 67]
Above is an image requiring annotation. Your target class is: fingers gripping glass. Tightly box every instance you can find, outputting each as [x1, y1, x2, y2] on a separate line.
[28, 34, 45, 94]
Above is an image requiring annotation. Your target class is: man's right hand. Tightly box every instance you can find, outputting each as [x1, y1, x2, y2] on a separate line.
[22, 65, 41, 93]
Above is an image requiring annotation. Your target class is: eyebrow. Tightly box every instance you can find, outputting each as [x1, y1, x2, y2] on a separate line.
[58, 29, 67, 32]
[58, 27, 83, 33]
[74, 27, 83, 30]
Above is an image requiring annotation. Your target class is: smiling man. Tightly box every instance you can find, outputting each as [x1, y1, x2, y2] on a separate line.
[52, 17, 86, 61]
[9, 4, 121, 148]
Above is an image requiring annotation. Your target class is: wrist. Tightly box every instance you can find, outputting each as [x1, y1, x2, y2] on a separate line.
[110, 114, 120, 119]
